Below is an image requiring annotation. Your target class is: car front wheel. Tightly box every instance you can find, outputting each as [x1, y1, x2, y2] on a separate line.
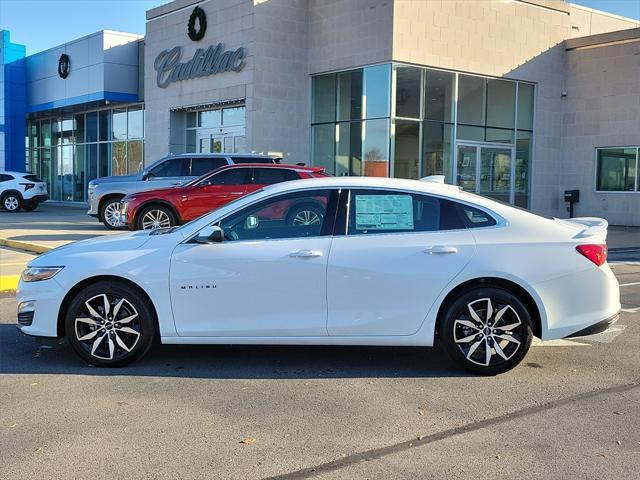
[2, 193, 22, 212]
[65, 281, 156, 367]
[137, 205, 177, 230]
[100, 198, 125, 230]
[441, 287, 533, 375]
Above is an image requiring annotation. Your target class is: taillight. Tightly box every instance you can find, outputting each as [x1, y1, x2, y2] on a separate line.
[20, 183, 35, 191]
[576, 244, 607, 267]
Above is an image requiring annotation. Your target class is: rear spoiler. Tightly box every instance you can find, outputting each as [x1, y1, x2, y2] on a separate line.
[557, 217, 608, 240]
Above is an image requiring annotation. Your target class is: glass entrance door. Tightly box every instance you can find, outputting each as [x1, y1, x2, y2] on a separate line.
[456, 143, 515, 203]
[196, 127, 246, 154]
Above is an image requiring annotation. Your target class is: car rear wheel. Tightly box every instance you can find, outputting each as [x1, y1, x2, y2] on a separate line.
[100, 197, 125, 230]
[441, 287, 533, 375]
[137, 205, 177, 230]
[286, 203, 324, 227]
[65, 281, 156, 367]
[2, 193, 22, 212]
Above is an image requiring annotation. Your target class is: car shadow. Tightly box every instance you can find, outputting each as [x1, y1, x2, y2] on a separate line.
[0, 324, 470, 379]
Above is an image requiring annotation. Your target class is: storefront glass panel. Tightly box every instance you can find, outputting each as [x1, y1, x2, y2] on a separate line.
[336, 122, 362, 176]
[337, 70, 363, 121]
[86, 113, 98, 142]
[99, 110, 111, 142]
[363, 119, 389, 177]
[458, 75, 485, 126]
[312, 124, 335, 175]
[395, 66, 421, 119]
[515, 131, 532, 207]
[425, 70, 455, 123]
[74, 145, 85, 202]
[486, 79, 516, 129]
[128, 106, 144, 139]
[112, 109, 127, 141]
[517, 83, 535, 131]
[394, 120, 420, 179]
[74, 114, 85, 144]
[112, 141, 127, 176]
[364, 64, 390, 119]
[127, 140, 143, 175]
[423, 121, 453, 181]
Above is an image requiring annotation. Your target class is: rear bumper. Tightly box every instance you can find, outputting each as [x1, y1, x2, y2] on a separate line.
[26, 194, 48, 203]
[564, 312, 619, 338]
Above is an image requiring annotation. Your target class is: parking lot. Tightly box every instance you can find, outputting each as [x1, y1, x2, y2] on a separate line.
[0, 228, 639, 479]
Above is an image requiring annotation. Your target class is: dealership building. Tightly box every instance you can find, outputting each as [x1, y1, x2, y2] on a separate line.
[1, 0, 639, 224]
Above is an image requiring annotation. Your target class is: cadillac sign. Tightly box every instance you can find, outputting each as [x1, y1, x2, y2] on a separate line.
[154, 43, 247, 88]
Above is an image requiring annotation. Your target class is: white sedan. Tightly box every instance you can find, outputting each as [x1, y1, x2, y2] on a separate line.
[16, 177, 620, 374]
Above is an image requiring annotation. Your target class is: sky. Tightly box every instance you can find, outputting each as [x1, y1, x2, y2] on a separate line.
[1, 0, 639, 55]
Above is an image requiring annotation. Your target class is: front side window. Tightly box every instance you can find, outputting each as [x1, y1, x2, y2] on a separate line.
[596, 147, 638, 192]
[218, 189, 336, 241]
[201, 168, 251, 186]
[347, 189, 493, 235]
[148, 158, 190, 178]
[191, 157, 228, 176]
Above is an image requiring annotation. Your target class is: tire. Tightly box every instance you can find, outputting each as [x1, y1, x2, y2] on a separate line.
[2, 192, 23, 212]
[64, 280, 156, 367]
[22, 201, 38, 212]
[136, 204, 177, 230]
[100, 197, 126, 230]
[285, 203, 324, 227]
[441, 287, 533, 375]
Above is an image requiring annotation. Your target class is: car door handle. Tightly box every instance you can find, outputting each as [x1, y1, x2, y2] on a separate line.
[424, 245, 458, 255]
[289, 249, 323, 258]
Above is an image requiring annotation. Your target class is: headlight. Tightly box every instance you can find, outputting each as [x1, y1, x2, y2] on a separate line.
[21, 266, 64, 282]
[88, 184, 97, 193]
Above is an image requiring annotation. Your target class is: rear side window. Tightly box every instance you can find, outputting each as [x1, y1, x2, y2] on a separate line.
[23, 174, 42, 182]
[191, 157, 228, 176]
[252, 168, 298, 185]
[231, 156, 275, 164]
[202, 168, 252, 186]
[0, 174, 14, 182]
[148, 158, 190, 178]
[458, 204, 497, 228]
[347, 189, 472, 235]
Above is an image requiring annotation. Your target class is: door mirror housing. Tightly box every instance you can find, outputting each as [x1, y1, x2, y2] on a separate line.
[141, 170, 150, 181]
[194, 225, 224, 244]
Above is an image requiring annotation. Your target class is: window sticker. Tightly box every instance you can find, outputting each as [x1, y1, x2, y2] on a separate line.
[355, 194, 414, 231]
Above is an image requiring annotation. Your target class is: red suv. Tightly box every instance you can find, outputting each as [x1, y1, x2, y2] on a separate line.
[121, 164, 327, 230]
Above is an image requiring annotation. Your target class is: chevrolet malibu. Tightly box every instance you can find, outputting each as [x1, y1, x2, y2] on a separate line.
[16, 177, 620, 374]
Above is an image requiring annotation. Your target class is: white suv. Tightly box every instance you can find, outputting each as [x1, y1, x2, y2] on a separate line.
[0, 171, 48, 212]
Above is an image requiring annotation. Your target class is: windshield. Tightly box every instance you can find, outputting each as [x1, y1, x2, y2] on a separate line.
[173, 188, 265, 232]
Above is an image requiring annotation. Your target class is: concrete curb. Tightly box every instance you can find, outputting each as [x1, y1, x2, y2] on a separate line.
[0, 237, 53, 254]
[0, 275, 19, 293]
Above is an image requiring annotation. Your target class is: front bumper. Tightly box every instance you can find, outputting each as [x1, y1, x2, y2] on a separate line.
[564, 312, 619, 338]
[16, 278, 65, 338]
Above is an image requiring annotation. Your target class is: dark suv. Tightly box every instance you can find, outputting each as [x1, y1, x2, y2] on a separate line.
[87, 153, 280, 229]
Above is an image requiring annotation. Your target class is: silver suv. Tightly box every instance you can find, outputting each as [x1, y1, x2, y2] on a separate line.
[88, 153, 279, 228]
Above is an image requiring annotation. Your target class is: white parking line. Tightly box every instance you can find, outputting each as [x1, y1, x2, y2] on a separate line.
[621, 307, 640, 313]
[619, 281, 640, 287]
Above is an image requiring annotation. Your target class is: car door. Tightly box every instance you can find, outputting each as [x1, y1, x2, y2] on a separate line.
[170, 188, 339, 337]
[139, 157, 190, 192]
[179, 168, 252, 221]
[327, 188, 477, 336]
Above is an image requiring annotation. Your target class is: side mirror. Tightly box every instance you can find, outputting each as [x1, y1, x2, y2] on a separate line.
[141, 171, 149, 181]
[194, 225, 224, 244]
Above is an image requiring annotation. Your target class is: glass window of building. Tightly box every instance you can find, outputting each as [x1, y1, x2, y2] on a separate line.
[86, 113, 98, 143]
[312, 74, 336, 123]
[112, 109, 128, 141]
[394, 120, 420, 179]
[596, 148, 638, 192]
[364, 64, 390, 119]
[99, 110, 111, 142]
[199, 109, 221, 128]
[457, 74, 486, 126]
[517, 83, 535, 131]
[223, 106, 245, 126]
[312, 124, 336, 176]
[515, 131, 532, 207]
[74, 114, 85, 144]
[337, 70, 363, 121]
[395, 66, 422, 119]
[423, 121, 453, 181]
[184, 105, 246, 154]
[425, 69, 454, 123]
[336, 122, 362, 176]
[128, 106, 144, 139]
[363, 119, 390, 177]
[486, 79, 515, 129]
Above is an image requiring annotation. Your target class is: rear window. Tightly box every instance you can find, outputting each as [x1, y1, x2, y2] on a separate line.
[458, 204, 497, 228]
[252, 168, 299, 185]
[202, 168, 252, 186]
[191, 157, 228, 176]
[23, 174, 42, 182]
[231, 156, 277, 164]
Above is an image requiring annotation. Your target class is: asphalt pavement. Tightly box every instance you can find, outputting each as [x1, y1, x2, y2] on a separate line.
[0, 262, 639, 479]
